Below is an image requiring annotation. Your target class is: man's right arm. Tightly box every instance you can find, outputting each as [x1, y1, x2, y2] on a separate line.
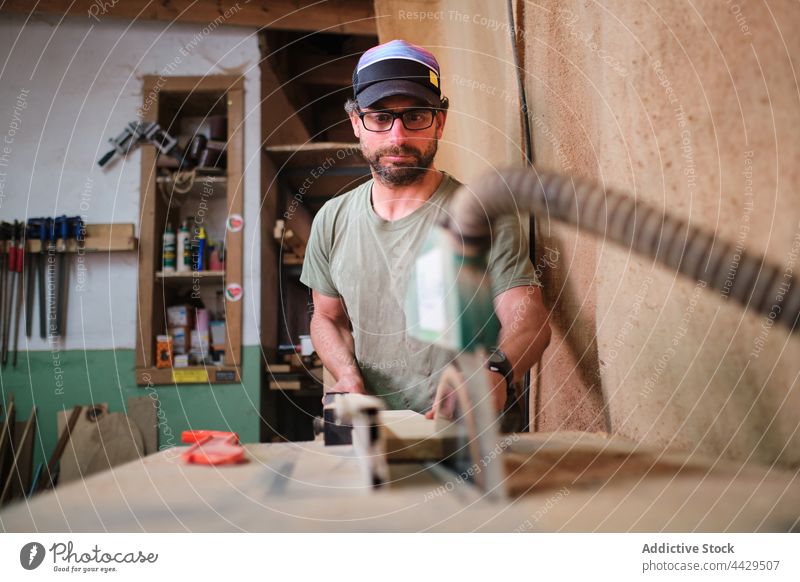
[310, 290, 365, 394]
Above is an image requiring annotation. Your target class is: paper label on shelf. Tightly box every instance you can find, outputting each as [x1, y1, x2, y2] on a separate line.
[172, 369, 209, 383]
[227, 214, 244, 232]
[225, 283, 243, 302]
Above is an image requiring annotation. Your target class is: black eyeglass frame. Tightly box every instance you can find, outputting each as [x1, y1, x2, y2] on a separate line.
[357, 107, 442, 132]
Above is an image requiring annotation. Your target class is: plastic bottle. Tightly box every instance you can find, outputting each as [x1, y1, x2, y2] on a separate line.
[162, 223, 176, 272]
[177, 221, 190, 273]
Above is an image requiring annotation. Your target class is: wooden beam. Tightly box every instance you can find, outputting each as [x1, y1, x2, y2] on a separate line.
[0, 406, 36, 506]
[293, 54, 358, 86]
[0, 0, 377, 36]
[37, 406, 81, 493]
[261, 60, 310, 147]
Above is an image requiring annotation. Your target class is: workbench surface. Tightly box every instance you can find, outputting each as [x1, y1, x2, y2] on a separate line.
[1, 434, 798, 532]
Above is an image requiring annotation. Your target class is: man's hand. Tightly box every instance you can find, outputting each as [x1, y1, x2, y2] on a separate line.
[424, 366, 507, 420]
[330, 371, 366, 394]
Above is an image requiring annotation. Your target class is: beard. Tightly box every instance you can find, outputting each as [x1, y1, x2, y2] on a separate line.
[361, 140, 438, 187]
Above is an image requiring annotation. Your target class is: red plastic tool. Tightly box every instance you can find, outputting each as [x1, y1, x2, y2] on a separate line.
[181, 430, 247, 465]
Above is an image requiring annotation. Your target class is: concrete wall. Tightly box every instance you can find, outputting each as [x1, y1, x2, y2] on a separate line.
[376, 0, 799, 467]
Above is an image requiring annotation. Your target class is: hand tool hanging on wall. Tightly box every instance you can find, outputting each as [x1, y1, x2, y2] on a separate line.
[0, 222, 11, 363]
[24, 219, 36, 338]
[1, 221, 20, 367]
[13, 222, 25, 365]
[97, 121, 186, 169]
[44, 217, 57, 339]
[11, 221, 25, 367]
[35, 218, 48, 339]
[52, 216, 83, 339]
[54, 215, 68, 337]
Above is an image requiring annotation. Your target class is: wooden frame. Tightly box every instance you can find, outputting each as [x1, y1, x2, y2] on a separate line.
[0, 1, 377, 36]
[135, 75, 244, 384]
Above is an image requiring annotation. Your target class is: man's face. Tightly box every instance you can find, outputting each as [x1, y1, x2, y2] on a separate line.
[350, 95, 446, 187]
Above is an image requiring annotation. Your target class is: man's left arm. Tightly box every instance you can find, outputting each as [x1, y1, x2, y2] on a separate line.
[487, 285, 551, 412]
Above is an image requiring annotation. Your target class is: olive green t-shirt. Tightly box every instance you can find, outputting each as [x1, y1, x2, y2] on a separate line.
[300, 172, 539, 413]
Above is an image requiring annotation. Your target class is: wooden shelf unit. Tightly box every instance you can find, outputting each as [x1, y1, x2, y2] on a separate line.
[135, 75, 244, 385]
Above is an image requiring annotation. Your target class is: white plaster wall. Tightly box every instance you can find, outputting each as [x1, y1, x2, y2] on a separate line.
[0, 15, 261, 350]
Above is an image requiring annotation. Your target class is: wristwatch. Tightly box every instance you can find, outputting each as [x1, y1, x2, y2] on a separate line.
[487, 348, 514, 390]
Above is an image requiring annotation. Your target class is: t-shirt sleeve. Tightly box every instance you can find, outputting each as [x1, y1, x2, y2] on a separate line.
[300, 206, 340, 298]
[487, 213, 540, 297]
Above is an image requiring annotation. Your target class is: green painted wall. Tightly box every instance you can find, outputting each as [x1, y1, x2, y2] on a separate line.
[0, 346, 262, 473]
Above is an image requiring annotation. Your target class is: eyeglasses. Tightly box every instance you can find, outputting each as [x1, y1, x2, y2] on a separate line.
[358, 108, 437, 132]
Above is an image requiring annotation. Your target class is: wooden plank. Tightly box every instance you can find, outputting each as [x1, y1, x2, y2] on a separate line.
[267, 363, 292, 373]
[3, 438, 798, 532]
[380, 410, 461, 462]
[135, 366, 240, 385]
[127, 397, 159, 456]
[156, 270, 225, 279]
[57, 404, 106, 485]
[260, 158, 281, 358]
[83, 415, 145, 476]
[292, 54, 359, 86]
[25, 223, 137, 253]
[58, 406, 145, 485]
[8, 416, 36, 500]
[0, 407, 36, 506]
[224, 87, 244, 367]
[269, 379, 302, 391]
[136, 97, 159, 369]
[261, 61, 310, 147]
[143, 75, 243, 94]
[0, 398, 16, 501]
[0, 0, 378, 36]
[501, 432, 716, 497]
[37, 405, 81, 493]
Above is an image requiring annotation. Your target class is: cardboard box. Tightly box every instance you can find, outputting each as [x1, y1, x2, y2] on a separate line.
[190, 330, 210, 357]
[167, 305, 194, 327]
[210, 321, 226, 352]
[169, 326, 191, 355]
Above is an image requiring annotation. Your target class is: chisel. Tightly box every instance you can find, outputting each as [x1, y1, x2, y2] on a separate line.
[1, 222, 17, 366]
[0, 225, 8, 362]
[24, 219, 36, 338]
[37, 218, 47, 339]
[12, 222, 24, 366]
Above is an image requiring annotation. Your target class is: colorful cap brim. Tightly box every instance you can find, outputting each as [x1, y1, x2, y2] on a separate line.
[356, 79, 441, 109]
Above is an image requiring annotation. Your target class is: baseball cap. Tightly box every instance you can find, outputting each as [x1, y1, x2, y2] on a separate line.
[353, 39, 443, 109]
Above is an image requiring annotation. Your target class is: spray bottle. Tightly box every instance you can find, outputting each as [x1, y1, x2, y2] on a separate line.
[162, 223, 176, 273]
[177, 220, 190, 273]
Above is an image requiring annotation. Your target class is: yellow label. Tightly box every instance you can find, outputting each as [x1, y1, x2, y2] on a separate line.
[429, 70, 439, 88]
[172, 369, 209, 383]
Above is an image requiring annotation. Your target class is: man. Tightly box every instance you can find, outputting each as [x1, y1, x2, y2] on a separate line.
[300, 40, 550, 422]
